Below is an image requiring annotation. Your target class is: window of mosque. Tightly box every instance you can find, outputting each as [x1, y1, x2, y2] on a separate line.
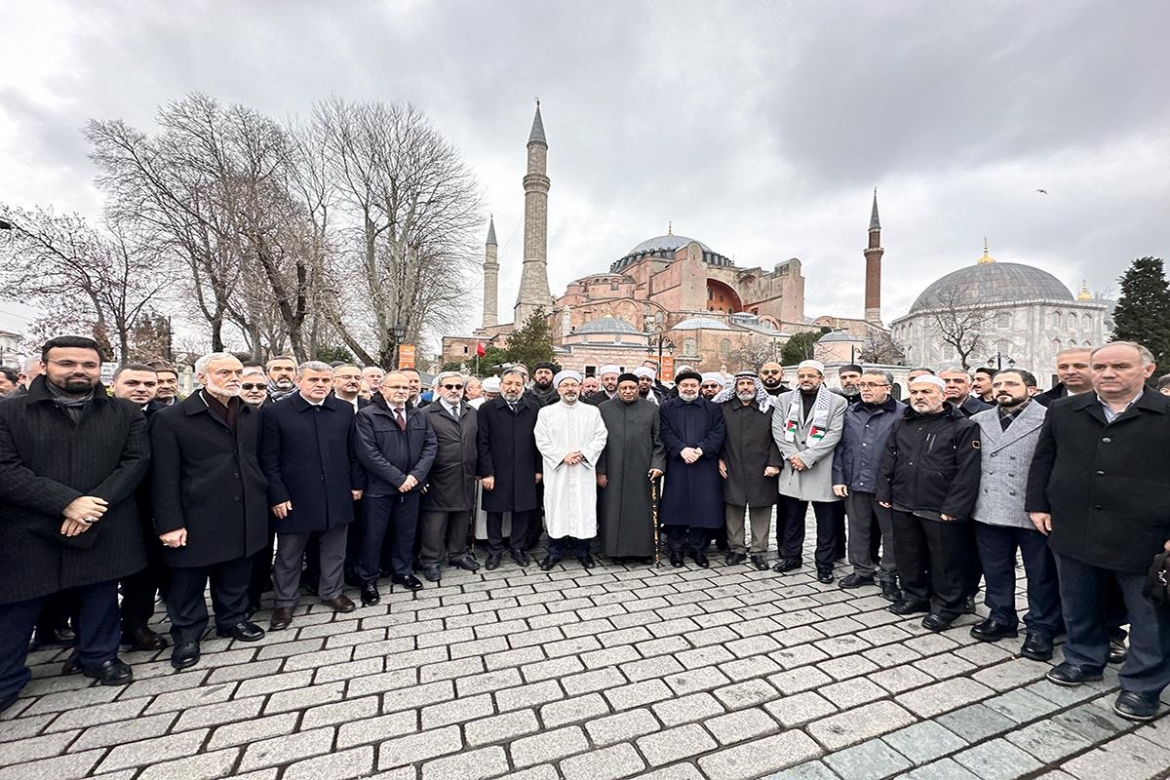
[720, 339, 731, 356]
[683, 338, 697, 356]
[1051, 311, 1062, 328]
[1051, 338, 1062, 355]
[1082, 314, 1092, 329]
[995, 312, 1010, 329]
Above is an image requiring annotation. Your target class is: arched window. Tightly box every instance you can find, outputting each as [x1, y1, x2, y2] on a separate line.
[1082, 313, 1093, 329]
[683, 338, 697, 356]
[1051, 338, 1062, 355]
[1050, 311, 1062, 329]
[719, 339, 731, 357]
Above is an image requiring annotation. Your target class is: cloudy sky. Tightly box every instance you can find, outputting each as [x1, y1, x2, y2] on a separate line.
[2, 0, 1167, 340]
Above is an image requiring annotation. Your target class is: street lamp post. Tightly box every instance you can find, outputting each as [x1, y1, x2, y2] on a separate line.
[987, 351, 1016, 371]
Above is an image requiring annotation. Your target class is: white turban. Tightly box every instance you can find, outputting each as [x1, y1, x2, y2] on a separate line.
[599, 364, 620, 376]
[553, 369, 583, 387]
[633, 367, 656, 380]
[482, 377, 501, 393]
[909, 375, 947, 391]
[797, 360, 825, 375]
[701, 372, 726, 387]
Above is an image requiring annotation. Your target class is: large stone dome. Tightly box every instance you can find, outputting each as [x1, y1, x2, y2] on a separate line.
[910, 262, 1074, 313]
[610, 231, 732, 273]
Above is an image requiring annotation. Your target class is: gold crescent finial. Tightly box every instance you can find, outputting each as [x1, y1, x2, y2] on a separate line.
[667, 221, 672, 236]
[978, 237, 996, 265]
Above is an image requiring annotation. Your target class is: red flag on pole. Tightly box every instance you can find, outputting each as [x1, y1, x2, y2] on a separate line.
[476, 342, 486, 356]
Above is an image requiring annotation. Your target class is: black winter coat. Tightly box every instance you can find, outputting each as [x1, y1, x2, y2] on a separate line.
[877, 405, 982, 520]
[476, 396, 542, 513]
[832, 398, 906, 494]
[421, 402, 478, 512]
[718, 400, 782, 507]
[353, 404, 437, 495]
[0, 378, 150, 604]
[259, 394, 364, 534]
[1026, 390, 1170, 573]
[150, 392, 268, 568]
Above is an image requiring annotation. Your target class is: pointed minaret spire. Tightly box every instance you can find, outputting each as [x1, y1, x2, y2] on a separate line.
[486, 214, 497, 246]
[869, 188, 881, 232]
[863, 189, 884, 325]
[528, 98, 547, 147]
[515, 102, 553, 325]
[482, 215, 499, 329]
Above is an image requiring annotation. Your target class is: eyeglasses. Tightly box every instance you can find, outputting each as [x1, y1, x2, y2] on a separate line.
[442, 384, 464, 390]
[240, 383, 265, 391]
[856, 382, 890, 389]
[760, 369, 781, 376]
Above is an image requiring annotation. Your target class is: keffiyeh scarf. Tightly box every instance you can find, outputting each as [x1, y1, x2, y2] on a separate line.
[711, 376, 773, 414]
[784, 384, 832, 445]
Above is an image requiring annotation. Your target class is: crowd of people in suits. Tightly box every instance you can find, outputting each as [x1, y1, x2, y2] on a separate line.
[1, 336, 1169, 724]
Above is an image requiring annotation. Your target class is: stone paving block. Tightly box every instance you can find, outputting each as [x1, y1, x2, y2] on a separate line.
[605, 679, 673, 711]
[770, 643, 831, 668]
[712, 678, 781, 710]
[676, 646, 737, 670]
[22, 686, 122, 716]
[697, 730, 824, 780]
[560, 742, 646, 780]
[620, 655, 685, 682]
[653, 691, 725, 727]
[634, 763, 707, 779]
[206, 658, 283, 684]
[981, 687, 1061, 724]
[954, 739, 1043, 780]
[1025, 679, 1106, 708]
[0, 729, 76, 767]
[635, 636, 691, 658]
[971, 658, 1049, 691]
[764, 691, 839, 728]
[896, 677, 995, 718]
[935, 704, 1016, 743]
[913, 653, 977, 680]
[882, 720, 968, 766]
[1062, 733, 1170, 780]
[1004, 719, 1092, 764]
[456, 667, 523, 696]
[235, 670, 313, 699]
[705, 707, 778, 745]
[496, 679, 565, 712]
[420, 746, 509, 780]
[0, 748, 105, 780]
[465, 709, 541, 747]
[522, 655, 585, 683]
[664, 666, 733, 696]
[637, 722, 718, 766]
[303, 696, 381, 730]
[131, 748, 241, 780]
[0, 713, 54, 744]
[382, 680, 455, 714]
[580, 644, 642, 669]
[806, 700, 916, 751]
[265, 680, 346, 714]
[420, 692, 494, 729]
[70, 712, 177, 752]
[769, 665, 833, 695]
[540, 693, 610, 729]
[95, 728, 209, 772]
[510, 725, 589, 768]
[766, 760, 841, 780]
[1051, 701, 1133, 744]
[903, 758, 982, 779]
[337, 711, 418, 750]
[207, 713, 299, 750]
[824, 738, 913, 780]
[562, 666, 626, 696]
[377, 725, 462, 770]
[419, 655, 485, 683]
[585, 708, 660, 746]
[239, 727, 335, 772]
[718, 655, 784, 682]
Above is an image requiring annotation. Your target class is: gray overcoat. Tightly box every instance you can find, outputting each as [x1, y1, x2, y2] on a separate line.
[971, 401, 1047, 530]
[771, 390, 847, 504]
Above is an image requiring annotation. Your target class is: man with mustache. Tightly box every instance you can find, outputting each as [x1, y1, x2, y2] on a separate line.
[758, 361, 790, 397]
[265, 355, 298, 403]
[150, 352, 269, 669]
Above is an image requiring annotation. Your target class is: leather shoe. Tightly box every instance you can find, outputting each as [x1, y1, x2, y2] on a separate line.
[1109, 636, 1128, 665]
[216, 621, 265, 642]
[725, 552, 747, 566]
[269, 608, 294, 631]
[1046, 662, 1104, 687]
[879, 580, 902, 602]
[889, 598, 930, 615]
[31, 626, 76, 648]
[61, 652, 82, 676]
[452, 556, 480, 572]
[1020, 631, 1054, 661]
[122, 626, 168, 651]
[511, 549, 530, 567]
[970, 618, 1018, 642]
[772, 557, 802, 573]
[670, 553, 684, 568]
[171, 641, 200, 670]
[816, 569, 835, 584]
[423, 564, 442, 582]
[838, 573, 874, 590]
[1113, 690, 1160, 722]
[578, 554, 596, 569]
[360, 582, 381, 606]
[750, 555, 769, 571]
[963, 596, 977, 614]
[84, 658, 133, 686]
[922, 613, 955, 632]
[694, 551, 710, 569]
[539, 556, 560, 572]
[321, 595, 356, 613]
[391, 574, 424, 592]
[485, 553, 502, 571]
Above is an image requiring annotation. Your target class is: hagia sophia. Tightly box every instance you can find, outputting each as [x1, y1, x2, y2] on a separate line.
[440, 105, 1112, 383]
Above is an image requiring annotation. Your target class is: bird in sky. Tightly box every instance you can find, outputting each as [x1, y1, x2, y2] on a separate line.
[1036, 189, 1048, 195]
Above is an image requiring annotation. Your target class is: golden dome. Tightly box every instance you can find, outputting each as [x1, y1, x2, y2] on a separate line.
[977, 237, 996, 265]
[1077, 280, 1092, 301]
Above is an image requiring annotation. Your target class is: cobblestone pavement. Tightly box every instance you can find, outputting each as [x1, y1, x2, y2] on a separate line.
[2, 518, 1169, 780]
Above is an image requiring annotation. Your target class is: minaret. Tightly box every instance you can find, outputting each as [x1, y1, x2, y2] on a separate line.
[864, 189, 884, 324]
[482, 216, 499, 329]
[513, 101, 552, 326]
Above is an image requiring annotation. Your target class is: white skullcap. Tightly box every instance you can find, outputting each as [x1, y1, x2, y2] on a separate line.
[797, 360, 826, 375]
[633, 367, 656, 380]
[599, 364, 620, 376]
[553, 369, 583, 387]
[482, 377, 501, 393]
[701, 373, 726, 386]
[909, 374, 947, 391]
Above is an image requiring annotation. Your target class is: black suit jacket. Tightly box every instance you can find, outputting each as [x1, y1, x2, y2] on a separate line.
[353, 403, 437, 495]
[1026, 390, 1170, 573]
[476, 396, 542, 513]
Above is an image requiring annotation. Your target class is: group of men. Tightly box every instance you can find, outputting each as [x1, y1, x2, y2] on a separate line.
[1, 338, 1168, 724]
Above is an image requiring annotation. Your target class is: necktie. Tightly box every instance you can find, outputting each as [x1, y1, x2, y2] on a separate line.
[394, 408, 406, 431]
[508, 402, 518, 413]
[451, 404, 460, 421]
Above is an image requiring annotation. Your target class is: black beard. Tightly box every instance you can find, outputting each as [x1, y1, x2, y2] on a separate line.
[535, 380, 553, 391]
[638, 387, 649, 397]
[55, 377, 97, 395]
[762, 378, 780, 388]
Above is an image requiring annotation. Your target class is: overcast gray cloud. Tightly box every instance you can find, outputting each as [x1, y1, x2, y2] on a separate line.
[2, 0, 1167, 340]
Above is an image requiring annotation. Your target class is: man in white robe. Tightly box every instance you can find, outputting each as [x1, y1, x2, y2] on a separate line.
[534, 370, 608, 570]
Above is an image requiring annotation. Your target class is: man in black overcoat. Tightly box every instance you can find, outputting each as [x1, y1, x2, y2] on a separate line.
[151, 352, 269, 670]
[477, 368, 542, 570]
[0, 336, 150, 710]
[260, 362, 364, 632]
[1027, 341, 1170, 722]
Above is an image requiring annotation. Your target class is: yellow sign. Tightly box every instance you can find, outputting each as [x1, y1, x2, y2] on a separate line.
[398, 344, 416, 369]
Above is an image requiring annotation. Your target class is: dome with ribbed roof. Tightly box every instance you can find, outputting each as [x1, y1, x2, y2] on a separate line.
[674, 317, 734, 331]
[610, 230, 732, 273]
[910, 262, 1074, 313]
[575, 317, 640, 334]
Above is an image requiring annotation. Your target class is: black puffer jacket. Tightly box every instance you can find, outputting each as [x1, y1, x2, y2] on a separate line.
[877, 404, 982, 520]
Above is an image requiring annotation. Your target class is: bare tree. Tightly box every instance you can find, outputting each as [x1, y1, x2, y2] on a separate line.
[917, 287, 988, 369]
[856, 328, 906, 365]
[728, 337, 782, 371]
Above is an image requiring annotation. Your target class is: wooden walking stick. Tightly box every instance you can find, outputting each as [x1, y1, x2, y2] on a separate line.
[651, 477, 661, 568]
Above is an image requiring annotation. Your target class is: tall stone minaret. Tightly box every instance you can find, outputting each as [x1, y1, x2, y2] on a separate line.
[482, 216, 499, 329]
[513, 101, 552, 326]
[864, 189, 884, 324]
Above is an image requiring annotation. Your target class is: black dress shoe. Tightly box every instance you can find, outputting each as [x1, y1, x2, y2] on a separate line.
[816, 569, 835, 584]
[32, 626, 76, 649]
[61, 653, 82, 675]
[1113, 690, 1160, 721]
[171, 642, 200, 670]
[879, 581, 902, 602]
[578, 554, 596, 569]
[1109, 636, 1128, 665]
[452, 556, 480, 572]
[360, 582, 381, 606]
[539, 556, 560, 571]
[391, 574, 423, 592]
[216, 621, 265, 642]
[1020, 631, 1054, 661]
[85, 658, 133, 686]
[889, 598, 930, 615]
[838, 573, 873, 589]
[922, 613, 955, 632]
[963, 596, 977, 614]
[122, 626, 169, 651]
[970, 618, 1018, 642]
[772, 557, 802, 573]
[269, 608, 294, 632]
[511, 549, 530, 567]
[669, 553, 684, 568]
[485, 553, 502, 571]
[694, 552, 709, 569]
[725, 552, 747, 566]
[422, 565, 442, 582]
[1046, 662, 1104, 687]
[750, 555, 769, 571]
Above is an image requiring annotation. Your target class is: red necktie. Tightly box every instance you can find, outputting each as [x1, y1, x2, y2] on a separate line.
[395, 408, 406, 431]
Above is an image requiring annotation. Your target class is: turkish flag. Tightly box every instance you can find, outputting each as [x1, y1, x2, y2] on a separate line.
[476, 342, 486, 356]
